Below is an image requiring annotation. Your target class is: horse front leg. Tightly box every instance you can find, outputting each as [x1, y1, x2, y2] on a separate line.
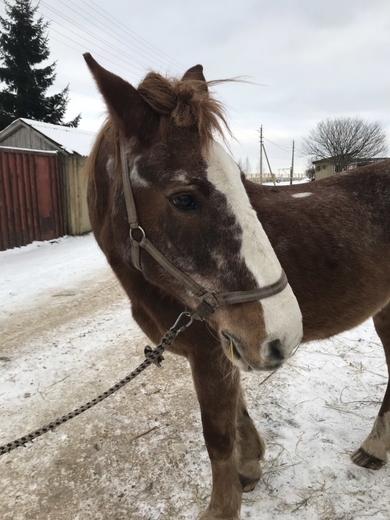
[352, 302, 390, 469]
[237, 387, 265, 492]
[189, 348, 242, 520]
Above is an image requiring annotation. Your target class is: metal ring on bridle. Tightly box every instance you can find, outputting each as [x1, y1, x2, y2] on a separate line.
[130, 226, 146, 242]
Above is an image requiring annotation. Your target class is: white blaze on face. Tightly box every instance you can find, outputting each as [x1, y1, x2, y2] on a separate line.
[205, 141, 303, 354]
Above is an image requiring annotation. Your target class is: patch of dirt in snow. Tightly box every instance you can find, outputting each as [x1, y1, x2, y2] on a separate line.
[1, 258, 390, 519]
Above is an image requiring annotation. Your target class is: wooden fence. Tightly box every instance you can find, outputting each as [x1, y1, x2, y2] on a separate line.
[61, 155, 90, 236]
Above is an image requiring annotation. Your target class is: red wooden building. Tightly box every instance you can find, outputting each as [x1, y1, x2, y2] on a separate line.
[0, 118, 95, 251]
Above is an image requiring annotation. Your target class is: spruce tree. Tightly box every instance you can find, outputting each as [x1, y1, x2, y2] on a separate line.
[0, 0, 80, 130]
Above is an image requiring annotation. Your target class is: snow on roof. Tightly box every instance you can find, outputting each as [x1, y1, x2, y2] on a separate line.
[20, 118, 96, 156]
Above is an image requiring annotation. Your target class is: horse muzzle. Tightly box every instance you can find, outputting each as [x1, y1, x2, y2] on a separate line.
[221, 330, 302, 372]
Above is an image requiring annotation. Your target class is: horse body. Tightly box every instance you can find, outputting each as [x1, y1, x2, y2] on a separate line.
[248, 163, 390, 341]
[84, 54, 390, 519]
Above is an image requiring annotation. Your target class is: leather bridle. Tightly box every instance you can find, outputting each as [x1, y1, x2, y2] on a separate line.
[119, 140, 288, 321]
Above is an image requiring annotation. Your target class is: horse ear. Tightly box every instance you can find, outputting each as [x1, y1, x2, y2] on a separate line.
[83, 53, 157, 139]
[182, 64, 206, 83]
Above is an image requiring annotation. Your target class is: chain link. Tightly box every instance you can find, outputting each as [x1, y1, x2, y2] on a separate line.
[0, 313, 194, 457]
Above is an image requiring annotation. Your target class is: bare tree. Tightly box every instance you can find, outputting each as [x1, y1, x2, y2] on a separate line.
[237, 157, 252, 174]
[237, 157, 244, 173]
[302, 117, 388, 172]
[244, 157, 252, 174]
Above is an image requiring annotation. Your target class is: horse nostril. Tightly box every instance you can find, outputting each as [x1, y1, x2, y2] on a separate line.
[221, 331, 231, 343]
[221, 331, 242, 361]
[269, 339, 284, 361]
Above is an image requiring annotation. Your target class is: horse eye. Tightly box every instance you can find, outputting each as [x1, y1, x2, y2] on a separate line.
[170, 194, 198, 211]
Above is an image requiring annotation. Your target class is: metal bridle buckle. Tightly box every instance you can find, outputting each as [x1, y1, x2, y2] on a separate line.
[194, 292, 220, 320]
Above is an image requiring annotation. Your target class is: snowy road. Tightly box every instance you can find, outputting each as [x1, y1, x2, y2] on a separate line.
[0, 235, 389, 519]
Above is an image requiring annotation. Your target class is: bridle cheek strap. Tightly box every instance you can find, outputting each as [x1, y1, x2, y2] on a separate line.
[120, 140, 142, 271]
[119, 140, 289, 320]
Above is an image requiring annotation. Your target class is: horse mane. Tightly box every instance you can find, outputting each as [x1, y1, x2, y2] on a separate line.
[137, 73, 233, 153]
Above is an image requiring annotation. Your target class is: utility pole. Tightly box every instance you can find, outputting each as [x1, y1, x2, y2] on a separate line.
[290, 139, 295, 185]
[259, 126, 263, 184]
[256, 126, 276, 185]
[262, 145, 276, 185]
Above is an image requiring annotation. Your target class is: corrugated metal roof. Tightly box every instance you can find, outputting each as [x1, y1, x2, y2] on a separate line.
[18, 118, 96, 156]
[0, 145, 58, 154]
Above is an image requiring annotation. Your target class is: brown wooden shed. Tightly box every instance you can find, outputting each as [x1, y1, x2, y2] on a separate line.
[0, 118, 95, 250]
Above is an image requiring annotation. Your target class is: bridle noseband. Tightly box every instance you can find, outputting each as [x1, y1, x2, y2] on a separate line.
[120, 141, 288, 321]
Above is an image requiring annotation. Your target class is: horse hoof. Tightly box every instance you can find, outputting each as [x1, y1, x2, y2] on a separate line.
[351, 447, 386, 470]
[238, 473, 260, 492]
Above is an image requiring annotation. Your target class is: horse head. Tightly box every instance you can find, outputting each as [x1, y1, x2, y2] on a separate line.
[84, 54, 303, 371]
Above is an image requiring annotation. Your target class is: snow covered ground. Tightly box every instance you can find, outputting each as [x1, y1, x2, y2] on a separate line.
[0, 234, 389, 519]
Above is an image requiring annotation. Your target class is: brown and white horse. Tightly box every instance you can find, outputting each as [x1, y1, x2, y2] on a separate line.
[84, 54, 390, 520]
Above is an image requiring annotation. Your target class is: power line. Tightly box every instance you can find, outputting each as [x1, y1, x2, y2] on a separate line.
[60, 0, 181, 73]
[228, 107, 295, 157]
[83, 0, 186, 70]
[39, 3, 152, 76]
[228, 106, 258, 132]
[47, 30, 141, 83]
[264, 137, 291, 154]
[2, 0, 184, 79]
[73, 0, 183, 72]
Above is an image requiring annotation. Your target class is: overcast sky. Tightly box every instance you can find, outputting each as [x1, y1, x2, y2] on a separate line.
[2, 0, 390, 174]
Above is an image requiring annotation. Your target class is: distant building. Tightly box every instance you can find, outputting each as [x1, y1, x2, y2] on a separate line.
[312, 156, 389, 181]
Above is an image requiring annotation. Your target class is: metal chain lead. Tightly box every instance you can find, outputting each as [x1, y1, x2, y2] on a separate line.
[0, 312, 194, 457]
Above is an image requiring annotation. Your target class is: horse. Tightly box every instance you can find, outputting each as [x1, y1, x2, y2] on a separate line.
[83, 53, 390, 520]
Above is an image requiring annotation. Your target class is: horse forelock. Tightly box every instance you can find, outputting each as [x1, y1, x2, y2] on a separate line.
[137, 72, 232, 153]
[85, 71, 235, 190]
